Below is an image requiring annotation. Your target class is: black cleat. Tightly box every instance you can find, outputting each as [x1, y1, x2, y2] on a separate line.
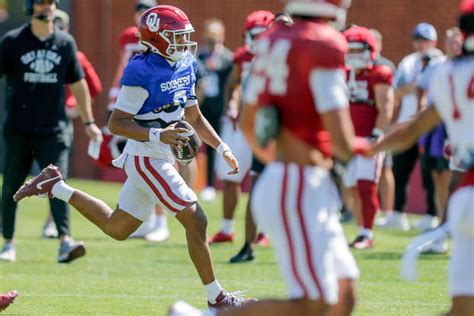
[229, 243, 255, 263]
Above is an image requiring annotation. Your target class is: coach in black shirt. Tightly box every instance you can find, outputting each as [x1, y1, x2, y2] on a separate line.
[0, 0, 101, 263]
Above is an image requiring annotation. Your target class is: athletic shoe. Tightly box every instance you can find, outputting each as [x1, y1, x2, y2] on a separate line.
[422, 237, 448, 254]
[0, 243, 16, 262]
[339, 211, 354, 223]
[42, 222, 59, 239]
[0, 290, 18, 312]
[145, 226, 170, 242]
[413, 215, 439, 231]
[229, 243, 255, 263]
[199, 187, 216, 202]
[208, 291, 256, 311]
[168, 301, 203, 316]
[349, 235, 374, 249]
[254, 233, 269, 246]
[13, 165, 63, 202]
[208, 231, 234, 244]
[376, 212, 410, 231]
[57, 239, 86, 263]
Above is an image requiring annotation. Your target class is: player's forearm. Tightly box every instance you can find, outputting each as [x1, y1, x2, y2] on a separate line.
[108, 118, 149, 141]
[374, 111, 392, 133]
[372, 121, 418, 154]
[70, 79, 94, 123]
[323, 109, 355, 163]
[373, 106, 441, 154]
[191, 114, 223, 149]
[374, 85, 394, 132]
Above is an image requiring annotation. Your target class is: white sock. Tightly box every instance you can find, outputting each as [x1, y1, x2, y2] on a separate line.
[221, 219, 234, 235]
[51, 181, 75, 202]
[155, 214, 168, 230]
[204, 279, 223, 304]
[359, 228, 373, 239]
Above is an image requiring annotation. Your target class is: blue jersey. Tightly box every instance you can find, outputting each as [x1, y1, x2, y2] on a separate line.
[117, 52, 199, 160]
[121, 52, 198, 123]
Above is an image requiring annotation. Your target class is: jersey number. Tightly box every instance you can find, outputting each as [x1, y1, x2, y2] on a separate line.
[252, 38, 291, 96]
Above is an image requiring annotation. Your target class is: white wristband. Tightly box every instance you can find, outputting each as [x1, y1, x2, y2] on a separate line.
[149, 128, 163, 143]
[372, 128, 384, 137]
[216, 143, 231, 155]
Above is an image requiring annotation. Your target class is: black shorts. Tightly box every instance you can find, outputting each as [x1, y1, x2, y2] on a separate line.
[422, 155, 450, 172]
[251, 156, 265, 175]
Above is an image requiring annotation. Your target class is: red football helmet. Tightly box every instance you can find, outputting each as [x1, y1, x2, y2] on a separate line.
[283, 0, 351, 29]
[138, 5, 197, 61]
[343, 26, 377, 69]
[243, 10, 275, 49]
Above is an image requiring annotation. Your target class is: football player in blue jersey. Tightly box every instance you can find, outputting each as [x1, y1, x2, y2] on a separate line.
[13, 5, 251, 310]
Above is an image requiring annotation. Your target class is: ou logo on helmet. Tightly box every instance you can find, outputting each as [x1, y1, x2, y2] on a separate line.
[146, 13, 160, 32]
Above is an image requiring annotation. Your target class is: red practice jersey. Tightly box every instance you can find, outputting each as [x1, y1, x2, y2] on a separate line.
[65, 50, 102, 108]
[233, 45, 254, 81]
[108, 26, 142, 108]
[346, 65, 392, 137]
[248, 21, 348, 157]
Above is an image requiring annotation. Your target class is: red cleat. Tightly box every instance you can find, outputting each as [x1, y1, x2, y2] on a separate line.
[208, 232, 234, 244]
[0, 290, 18, 312]
[349, 235, 374, 249]
[254, 232, 269, 246]
[13, 165, 63, 202]
[208, 291, 256, 311]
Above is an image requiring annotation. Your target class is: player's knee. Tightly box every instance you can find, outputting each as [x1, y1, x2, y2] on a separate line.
[104, 226, 129, 241]
[299, 298, 329, 315]
[183, 204, 208, 236]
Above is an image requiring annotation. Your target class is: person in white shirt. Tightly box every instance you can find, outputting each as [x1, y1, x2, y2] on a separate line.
[377, 23, 442, 231]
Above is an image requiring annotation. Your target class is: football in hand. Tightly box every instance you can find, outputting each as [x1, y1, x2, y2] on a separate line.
[170, 121, 201, 164]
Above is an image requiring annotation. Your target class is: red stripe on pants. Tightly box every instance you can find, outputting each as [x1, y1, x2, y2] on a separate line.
[143, 157, 189, 207]
[280, 164, 308, 297]
[134, 156, 179, 213]
[296, 166, 325, 300]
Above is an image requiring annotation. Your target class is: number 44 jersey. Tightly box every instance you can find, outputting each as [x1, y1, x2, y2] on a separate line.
[245, 20, 349, 158]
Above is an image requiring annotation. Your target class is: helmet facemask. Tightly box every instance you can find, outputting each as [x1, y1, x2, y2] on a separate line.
[346, 42, 372, 70]
[159, 26, 197, 61]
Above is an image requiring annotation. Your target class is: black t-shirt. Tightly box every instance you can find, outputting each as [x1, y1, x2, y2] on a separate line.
[0, 23, 84, 135]
[197, 46, 233, 116]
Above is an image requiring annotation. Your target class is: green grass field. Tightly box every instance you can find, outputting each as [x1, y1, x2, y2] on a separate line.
[0, 178, 450, 315]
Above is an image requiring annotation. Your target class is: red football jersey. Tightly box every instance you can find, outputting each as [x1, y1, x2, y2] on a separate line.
[346, 65, 392, 137]
[251, 21, 347, 157]
[65, 50, 102, 109]
[119, 26, 141, 59]
[233, 45, 254, 81]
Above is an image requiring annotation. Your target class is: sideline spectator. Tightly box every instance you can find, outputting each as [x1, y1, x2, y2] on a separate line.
[0, 0, 101, 263]
[197, 19, 233, 202]
[377, 23, 441, 231]
[41, 8, 103, 238]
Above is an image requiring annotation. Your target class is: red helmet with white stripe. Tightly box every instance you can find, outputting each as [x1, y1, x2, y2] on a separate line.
[343, 26, 378, 69]
[283, 0, 351, 29]
[243, 10, 275, 48]
[138, 5, 197, 61]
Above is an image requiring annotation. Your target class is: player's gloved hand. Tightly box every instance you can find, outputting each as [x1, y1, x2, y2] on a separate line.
[155, 125, 189, 146]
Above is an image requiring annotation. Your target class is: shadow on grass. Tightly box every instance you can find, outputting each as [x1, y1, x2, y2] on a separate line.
[360, 252, 402, 260]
